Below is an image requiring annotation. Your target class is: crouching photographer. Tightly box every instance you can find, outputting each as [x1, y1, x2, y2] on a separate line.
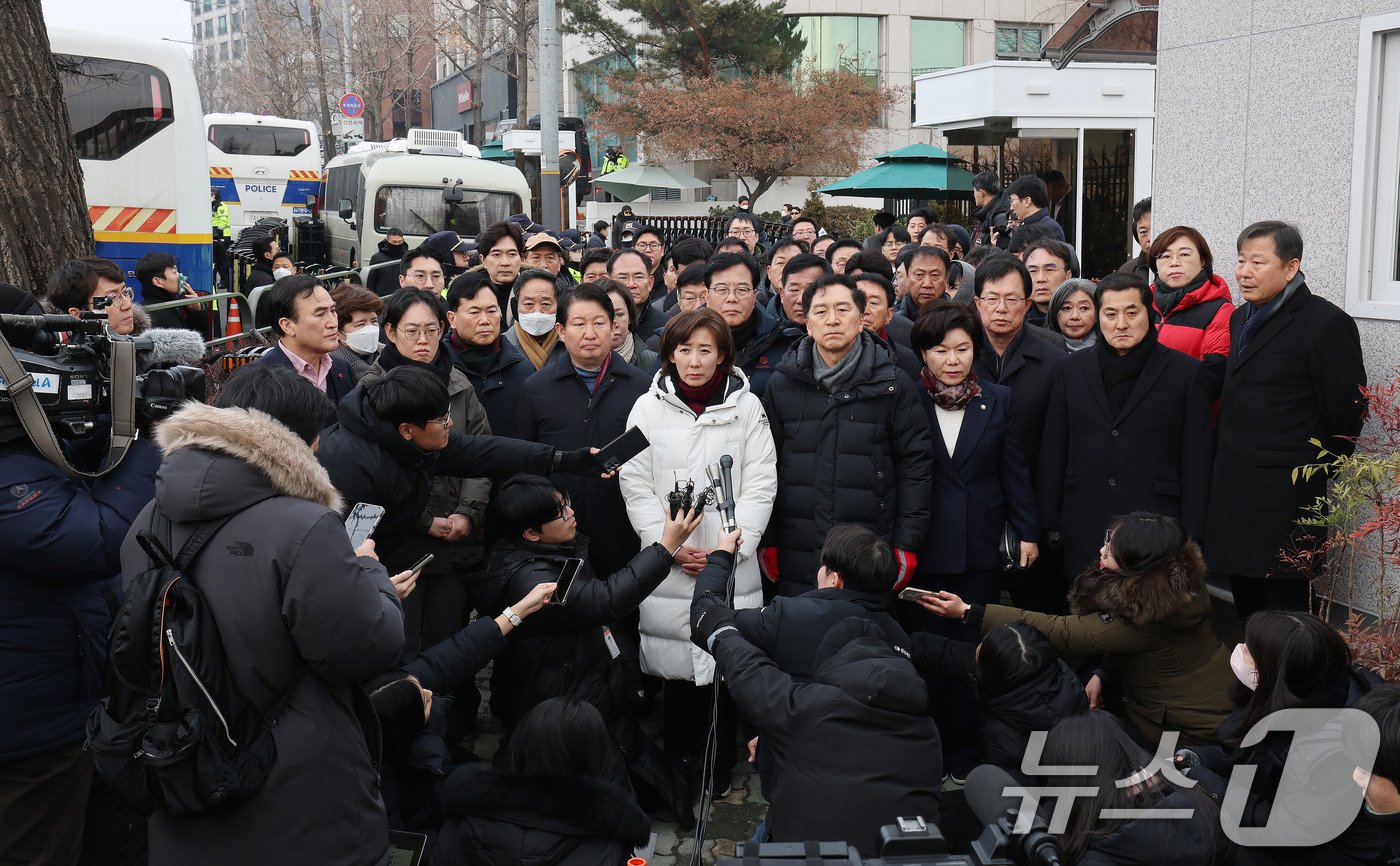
[0, 284, 170, 865]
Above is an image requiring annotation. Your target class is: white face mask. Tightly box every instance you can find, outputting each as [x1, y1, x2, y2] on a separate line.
[518, 311, 556, 337]
[1230, 643, 1258, 691]
[273, 267, 295, 280]
[345, 323, 380, 355]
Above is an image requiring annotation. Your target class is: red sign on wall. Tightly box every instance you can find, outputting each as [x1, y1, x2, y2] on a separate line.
[456, 82, 474, 112]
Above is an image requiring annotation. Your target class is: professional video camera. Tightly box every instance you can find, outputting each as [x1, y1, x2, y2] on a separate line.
[717, 767, 1065, 866]
[0, 312, 205, 440]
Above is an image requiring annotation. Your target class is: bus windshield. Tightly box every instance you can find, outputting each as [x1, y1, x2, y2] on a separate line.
[209, 124, 311, 157]
[375, 187, 520, 237]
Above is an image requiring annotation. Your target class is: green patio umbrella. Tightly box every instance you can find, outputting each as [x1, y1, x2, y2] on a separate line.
[818, 144, 976, 198]
[478, 139, 512, 162]
[593, 163, 709, 202]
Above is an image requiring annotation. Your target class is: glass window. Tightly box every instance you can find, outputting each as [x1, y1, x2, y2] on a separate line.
[218, 15, 228, 34]
[219, 42, 229, 60]
[1350, 22, 1400, 311]
[373, 186, 521, 236]
[56, 54, 174, 161]
[203, 0, 211, 11]
[791, 16, 880, 85]
[232, 38, 242, 59]
[232, 11, 241, 32]
[910, 19, 965, 76]
[208, 124, 312, 156]
[996, 24, 1046, 61]
[194, 21, 201, 39]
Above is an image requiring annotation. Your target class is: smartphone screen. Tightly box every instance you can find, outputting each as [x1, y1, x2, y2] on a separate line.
[409, 553, 434, 575]
[345, 503, 386, 549]
[555, 558, 583, 605]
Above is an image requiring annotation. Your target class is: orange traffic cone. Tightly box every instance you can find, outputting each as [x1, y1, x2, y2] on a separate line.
[225, 297, 242, 337]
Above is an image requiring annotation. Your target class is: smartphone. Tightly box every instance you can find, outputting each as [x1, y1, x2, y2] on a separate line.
[345, 502, 385, 549]
[898, 587, 939, 602]
[408, 553, 435, 575]
[595, 426, 650, 473]
[554, 557, 584, 605]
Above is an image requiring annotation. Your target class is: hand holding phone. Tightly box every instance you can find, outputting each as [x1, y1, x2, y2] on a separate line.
[897, 587, 938, 602]
[595, 426, 650, 473]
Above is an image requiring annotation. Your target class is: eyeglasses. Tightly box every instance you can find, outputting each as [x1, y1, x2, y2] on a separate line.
[399, 326, 442, 342]
[1103, 529, 1114, 547]
[406, 270, 445, 283]
[634, 241, 663, 252]
[1026, 264, 1062, 276]
[727, 227, 757, 238]
[977, 295, 1026, 309]
[709, 285, 754, 299]
[91, 288, 135, 309]
[424, 414, 452, 430]
[551, 495, 572, 522]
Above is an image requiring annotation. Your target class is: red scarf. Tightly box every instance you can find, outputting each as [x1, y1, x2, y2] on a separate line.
[672, 370, 725, 416]
[920, 368, 982, 410]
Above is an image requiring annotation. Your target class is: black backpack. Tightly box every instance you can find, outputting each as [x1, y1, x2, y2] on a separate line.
[87, 510, 290, 818]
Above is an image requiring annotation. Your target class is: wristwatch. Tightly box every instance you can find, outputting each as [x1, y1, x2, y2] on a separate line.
[502, 607, 523, 627]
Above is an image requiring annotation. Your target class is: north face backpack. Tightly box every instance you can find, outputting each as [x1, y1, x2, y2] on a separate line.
[87, 509, 290, 818]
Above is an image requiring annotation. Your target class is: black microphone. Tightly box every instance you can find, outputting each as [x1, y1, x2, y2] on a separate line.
[718, 454, 736, 532]
[965, 765, 1064, 866]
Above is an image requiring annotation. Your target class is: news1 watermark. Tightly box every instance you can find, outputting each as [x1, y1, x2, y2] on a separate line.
[1003, 709, 1381, 847]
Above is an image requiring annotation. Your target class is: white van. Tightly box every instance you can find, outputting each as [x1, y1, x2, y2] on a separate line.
[323, 128, 531, 271]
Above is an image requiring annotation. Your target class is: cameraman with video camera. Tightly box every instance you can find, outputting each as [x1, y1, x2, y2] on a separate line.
[0, 284, 162, 866]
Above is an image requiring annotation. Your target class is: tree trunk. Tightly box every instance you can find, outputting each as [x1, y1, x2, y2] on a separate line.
[308, 0, 339, 158]
[0, 1, 93, 292]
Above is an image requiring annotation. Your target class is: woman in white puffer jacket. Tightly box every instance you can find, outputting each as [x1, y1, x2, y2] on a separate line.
[620, 307, 776, 790]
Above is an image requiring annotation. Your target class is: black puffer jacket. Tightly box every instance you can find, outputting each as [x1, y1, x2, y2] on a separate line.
[762, 332, 934, 595]
[980, 657, 1086, 771]
[707, 612, 943, 856]
[318, 384, 553, 564]
[485, 537, 693, 823]
[433, 763, 651, 866]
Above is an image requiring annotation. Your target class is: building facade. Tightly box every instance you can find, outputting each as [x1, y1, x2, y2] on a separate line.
[554, 0, 1082, 208]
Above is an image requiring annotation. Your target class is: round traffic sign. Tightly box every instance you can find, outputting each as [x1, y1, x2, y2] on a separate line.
[339, 93, 365, 118]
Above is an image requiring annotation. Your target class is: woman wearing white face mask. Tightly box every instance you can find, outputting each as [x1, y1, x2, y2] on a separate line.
[920, 511, 1234, 745]
[330, 284, 384, 377]
[503, 269, 560, 370]
[1172, 610, 1385, 858]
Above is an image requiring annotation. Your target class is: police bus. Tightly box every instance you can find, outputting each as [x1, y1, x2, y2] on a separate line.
[205, 113, 324, 240]
[323, 128, 530, 273]
[50, 28, 213, 295]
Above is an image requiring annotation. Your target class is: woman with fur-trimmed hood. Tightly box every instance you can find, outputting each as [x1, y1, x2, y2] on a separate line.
[920, 511, 1234, 745]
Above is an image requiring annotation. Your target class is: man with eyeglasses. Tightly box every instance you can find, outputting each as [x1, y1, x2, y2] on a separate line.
[725, 212, 764, 254]
[253, 274, 358, 416]
[631, 226, 666, 277]
[399, 248, 445, 292]
[1022, 239, 1077, 329]
[971, 254, 1069, 614]
[703, 251, 787, 395]
[789, 217, 819, 246]
[48, 257, 136, 336]
[606, 248, 667, 336]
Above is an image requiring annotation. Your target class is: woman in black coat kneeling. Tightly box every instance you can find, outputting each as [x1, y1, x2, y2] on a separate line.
[434, 698, 652, 866]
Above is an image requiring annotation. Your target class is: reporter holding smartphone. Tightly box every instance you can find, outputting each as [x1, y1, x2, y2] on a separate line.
[619, 308, 777, 794]
[483, 474, 704, 828]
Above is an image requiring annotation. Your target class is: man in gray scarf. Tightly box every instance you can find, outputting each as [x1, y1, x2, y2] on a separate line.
[759, 274, 934, 597]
